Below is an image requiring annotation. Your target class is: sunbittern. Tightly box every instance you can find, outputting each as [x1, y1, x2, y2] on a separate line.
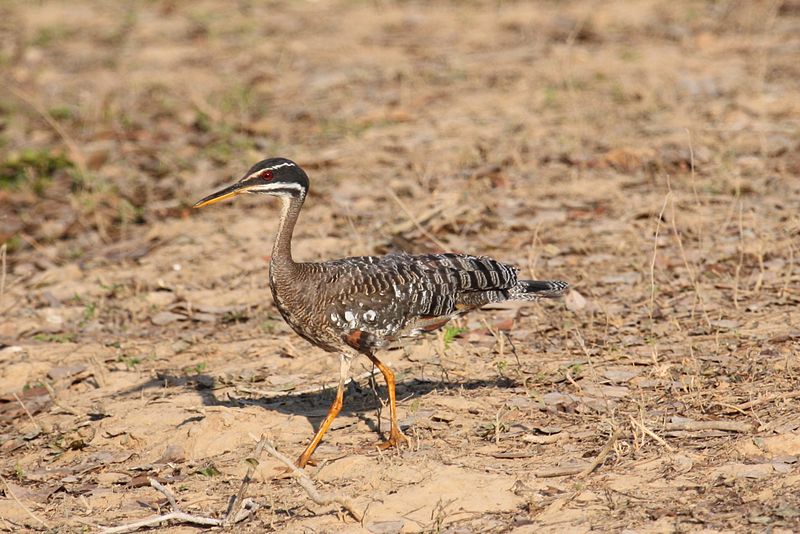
[194, 157, 568, 467]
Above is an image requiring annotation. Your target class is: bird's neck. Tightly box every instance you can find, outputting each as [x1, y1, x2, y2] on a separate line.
[271, 194, 304, 275]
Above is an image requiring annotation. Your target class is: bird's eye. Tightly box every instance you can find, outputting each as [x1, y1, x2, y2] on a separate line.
[262, 170, 273, 180]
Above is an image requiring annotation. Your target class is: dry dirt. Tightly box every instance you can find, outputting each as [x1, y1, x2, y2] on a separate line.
[1, 1, 800, 532]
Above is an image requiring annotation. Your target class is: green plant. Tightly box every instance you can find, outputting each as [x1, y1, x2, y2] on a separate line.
[33, 333, 77, 343]
[197, 465, 220, 477]
[495, 359, 508, 377]
[0, 149, 74, 190]
[443, 326, 467, 348]
[82, 302, 96, 323]
[119, 355, 141, 369]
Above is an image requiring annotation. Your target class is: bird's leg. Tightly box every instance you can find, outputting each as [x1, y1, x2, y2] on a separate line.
[366, 353, 408, 449]
[296, 353, 352, 468]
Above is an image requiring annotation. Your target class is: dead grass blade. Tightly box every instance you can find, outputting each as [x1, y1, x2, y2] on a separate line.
[0, 243, 6, 309]
[224, 435, 267, 524]
[578, 429, 622, 478]
[388, 188, 450, 252]
[722, 391, 800, 413]
[0, 474, 52, 530]
[3, 83, 87, 176]
[12, 392, 40, 432]
[629, 416, 674, 452]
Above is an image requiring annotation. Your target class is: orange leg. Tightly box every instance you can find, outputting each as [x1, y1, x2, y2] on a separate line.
[296, 354, 351, 468]
[367, 353, 409, 449]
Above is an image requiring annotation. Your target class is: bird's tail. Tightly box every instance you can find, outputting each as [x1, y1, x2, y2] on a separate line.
[509, 279, 569, 300]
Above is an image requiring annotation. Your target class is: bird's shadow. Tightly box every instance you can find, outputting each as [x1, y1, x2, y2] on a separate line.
[126, 371, 515, 438]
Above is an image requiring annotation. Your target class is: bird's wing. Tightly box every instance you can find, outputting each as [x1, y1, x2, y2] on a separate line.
[320, 253, 520, 351]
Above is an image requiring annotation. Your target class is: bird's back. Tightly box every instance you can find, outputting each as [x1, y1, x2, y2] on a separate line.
[272, 252, 567, 354]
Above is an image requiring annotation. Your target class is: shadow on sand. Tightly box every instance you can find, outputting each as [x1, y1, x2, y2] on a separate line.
[124, 372, 515, 438]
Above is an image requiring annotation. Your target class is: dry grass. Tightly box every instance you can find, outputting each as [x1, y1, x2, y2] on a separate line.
[1, 0, 799, 532]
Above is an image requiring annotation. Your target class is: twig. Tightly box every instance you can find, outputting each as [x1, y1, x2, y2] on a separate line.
[578, 429, 622, 478]
[12, 392, 40, 432]
[149, 478, 179, 510]
[100, 452, 263, 533]
[665, 420, 753, 433]
[712, 402, 750, 416]
[0, 474, 52, 530]
[0, 243, 6, 308]
[725, 391, 800, 412]
[629, 416, 674, 452]
[685, 128, 701, 207]
[733, 200, 745, 310]
[573, 331, 613, 418]
[260, 437, 363, 521]
[522, 433, 563, 445]
[534, 465, 585, 478]
[225, 435, 267, 524]
[666, 180, 712, 328]
[366, 363, 387, 435]
[649, 190, 671, 322]
[100, 510, 223, 533]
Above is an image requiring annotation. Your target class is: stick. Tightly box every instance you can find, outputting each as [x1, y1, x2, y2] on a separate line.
[12, 392, 40, 432]
[0, 243, 6, 308]
[100, 510, 223, 533]
[629, 416, 674, 452]
[534, 465, 585, 478]
[99, 449, 264, 534]
[572, 331, 613, 416]
[727, 391, 800, 412]
[260, 438, 363, 521]
[578, 429, 622, 478]
[522, 433, 563, 445]
[225, 435, 267, 524]
[665, 420, 752, 433]
[649, 190, 670, 322]
[149, 478, 179, 511]
[0, 474, 52, 530]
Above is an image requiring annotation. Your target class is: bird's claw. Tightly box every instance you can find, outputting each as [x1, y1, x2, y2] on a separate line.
[378, 430, 409, 450]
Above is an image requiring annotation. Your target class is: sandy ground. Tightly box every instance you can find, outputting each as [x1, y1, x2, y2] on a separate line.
[1, 0, 799, 532]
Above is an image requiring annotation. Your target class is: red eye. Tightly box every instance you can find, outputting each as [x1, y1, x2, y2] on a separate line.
[262, 170, 273, 180]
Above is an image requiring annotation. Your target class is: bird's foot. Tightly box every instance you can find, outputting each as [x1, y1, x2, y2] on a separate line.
[377, 429, 409, 450]
[294, 455, 317, 469]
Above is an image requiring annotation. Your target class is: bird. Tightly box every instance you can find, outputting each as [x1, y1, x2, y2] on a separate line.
[194, 157, 568, 467]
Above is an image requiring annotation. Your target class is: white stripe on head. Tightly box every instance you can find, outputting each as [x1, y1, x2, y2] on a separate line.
[247, 182, 303, 192]
[245, 182, 305, 197]
[254, 161, 296, 177]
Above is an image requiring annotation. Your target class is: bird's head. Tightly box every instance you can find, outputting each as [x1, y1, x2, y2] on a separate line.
[193, 157, 309, 208]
